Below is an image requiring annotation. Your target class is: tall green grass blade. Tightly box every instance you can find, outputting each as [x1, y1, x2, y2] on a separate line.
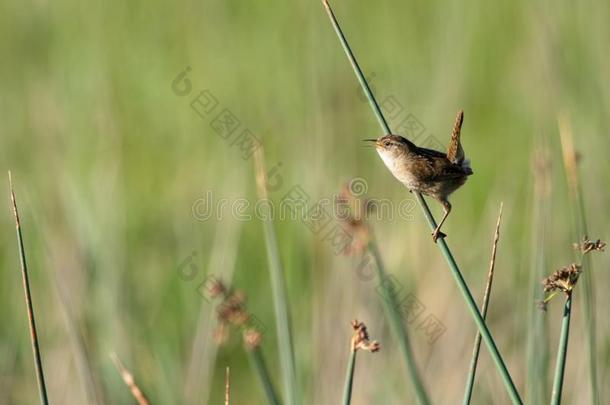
[253, 148, 299, 405]
[9, 172, 49, 405]
[341, 350, 357, 405]
[321, 2, 522, 403]
[247, 347, 282, 405]
[526, 141, 551, 405]
[368, 238, 430, 405]
[463, 203, 503, 404]
[550, 294, 572, 405]
[558, 115, 599, 404]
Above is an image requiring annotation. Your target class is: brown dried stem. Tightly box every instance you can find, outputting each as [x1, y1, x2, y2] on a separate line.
[110, 353, 150, 405]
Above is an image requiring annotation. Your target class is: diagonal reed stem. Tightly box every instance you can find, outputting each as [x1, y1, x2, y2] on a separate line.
[253, 148, 299, 405]
[321, 2, 522, 403]
[368, 237, 430, 404]
[247, 347, 282, 405]
[550, 293, 572, 405]
[463, 203, 503, 404]
[9, 172, 49, 405]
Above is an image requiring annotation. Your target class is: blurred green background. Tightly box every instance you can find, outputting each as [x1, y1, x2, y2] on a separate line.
[1, 0, 609, 403]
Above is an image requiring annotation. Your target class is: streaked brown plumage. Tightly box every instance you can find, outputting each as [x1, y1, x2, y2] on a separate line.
[366, 110, 473, 242]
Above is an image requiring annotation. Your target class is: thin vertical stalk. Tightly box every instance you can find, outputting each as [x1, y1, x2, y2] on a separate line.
[341, 350, 357, 405]
[321, 2, 522, 403]
[247, 347, 282, 405]
[550, 294, 572, 405]
[9, 172, 49, 405]
[368, 238, 430, 405]
[225, 366, 230, 405]
[463, 203, 503, 404]
[558, 114, 598, 404]
[526, 141, 551, 405]
[253, 148, 298, 405]
[110, 353, 150, 405]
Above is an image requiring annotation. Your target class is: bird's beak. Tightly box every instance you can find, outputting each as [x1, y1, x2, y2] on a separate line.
[362, 138, 378, 146]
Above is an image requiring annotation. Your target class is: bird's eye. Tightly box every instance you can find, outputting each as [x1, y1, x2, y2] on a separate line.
[383, 140, 391, 147]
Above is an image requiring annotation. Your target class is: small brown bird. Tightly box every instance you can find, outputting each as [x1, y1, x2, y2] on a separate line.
[366, 110, 473, 242]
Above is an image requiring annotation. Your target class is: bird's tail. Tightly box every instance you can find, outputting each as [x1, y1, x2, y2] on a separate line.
[446, 109, 465, 164]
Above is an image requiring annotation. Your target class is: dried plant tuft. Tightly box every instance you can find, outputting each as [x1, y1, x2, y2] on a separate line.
[540, 236, 606, 310]
[573, 236, 606, 254]
[350, 320, 380, 353]
[206, 279, 263, 348]
[244, 329, 263, 350]
[336, 183, 373, 256]
[543, 264, 582, 295]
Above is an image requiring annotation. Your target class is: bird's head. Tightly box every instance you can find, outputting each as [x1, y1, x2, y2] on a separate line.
[363, 135, 411, 162]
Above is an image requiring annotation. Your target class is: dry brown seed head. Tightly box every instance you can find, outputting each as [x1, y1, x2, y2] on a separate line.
[350, 319, 381, 353]
[207, 279, 227, 299]
[573, 236, 606, 254]
[542, 263, 582, 294]
[243, 329, 262, 350]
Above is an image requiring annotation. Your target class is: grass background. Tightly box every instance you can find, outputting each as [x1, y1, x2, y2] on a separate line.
[1, 0, 609, 403]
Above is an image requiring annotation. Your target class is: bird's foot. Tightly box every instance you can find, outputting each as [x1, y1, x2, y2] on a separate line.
[431, 229, 447, 243]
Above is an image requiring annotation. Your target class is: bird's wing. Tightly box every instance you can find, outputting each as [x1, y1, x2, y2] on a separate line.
[430, 162, 468, 182]
[412, 151, 467, 183]
[415, 146, 447, 159]
[446, 110, 465, 164]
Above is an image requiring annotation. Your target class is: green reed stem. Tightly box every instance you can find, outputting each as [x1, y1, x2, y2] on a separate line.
[342, 350, 357, 405]
[321, 2, 522, 403]
[526, 142, 551, 405]
[248, 347, 282, 405]
[254, 149, 299, 405]
[368, 238, 430, 405]
[550, 294, 572, 405]
[9, 173, 49, 405]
